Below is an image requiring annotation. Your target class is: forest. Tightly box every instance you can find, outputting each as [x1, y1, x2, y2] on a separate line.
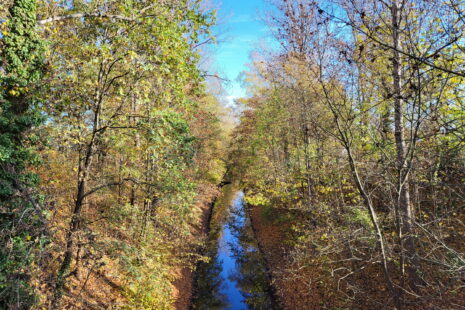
[0, 0, 465, 309]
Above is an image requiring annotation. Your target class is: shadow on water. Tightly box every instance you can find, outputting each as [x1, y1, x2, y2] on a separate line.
[191, 189, 278, 310]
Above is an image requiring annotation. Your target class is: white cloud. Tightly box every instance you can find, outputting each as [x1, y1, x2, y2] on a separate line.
[224, 95, 239, 107]
[230, 14, 254, 23]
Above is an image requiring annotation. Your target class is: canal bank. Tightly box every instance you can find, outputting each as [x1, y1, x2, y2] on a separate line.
[173, 185, 221, 310]
[247, 204, 324, 310]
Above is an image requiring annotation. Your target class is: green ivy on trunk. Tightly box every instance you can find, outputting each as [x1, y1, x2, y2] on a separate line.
[0, 0, 45, 308]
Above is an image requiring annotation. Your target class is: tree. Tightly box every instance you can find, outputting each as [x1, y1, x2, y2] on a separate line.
[32, 0, 219, 307]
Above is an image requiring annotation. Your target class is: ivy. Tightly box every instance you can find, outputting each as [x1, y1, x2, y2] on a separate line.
[0, 0, 46, 308]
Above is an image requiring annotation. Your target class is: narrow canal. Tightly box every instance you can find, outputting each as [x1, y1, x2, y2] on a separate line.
[191, 189, 278, 310]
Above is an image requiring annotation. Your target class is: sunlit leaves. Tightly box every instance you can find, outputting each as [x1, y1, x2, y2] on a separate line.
[33, 0, 222, 307]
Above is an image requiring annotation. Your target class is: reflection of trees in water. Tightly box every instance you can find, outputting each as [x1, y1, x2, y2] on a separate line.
[191, 191, 276, 310]
[191, 243, 229, 310]
[227, 202, 277, 310]
[192, 187, 234, 310]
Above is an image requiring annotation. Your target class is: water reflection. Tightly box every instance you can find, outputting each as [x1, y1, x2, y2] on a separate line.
[191, 191, 277, 310]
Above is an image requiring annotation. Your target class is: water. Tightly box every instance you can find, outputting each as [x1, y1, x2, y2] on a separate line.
[191, 190, 277, 310]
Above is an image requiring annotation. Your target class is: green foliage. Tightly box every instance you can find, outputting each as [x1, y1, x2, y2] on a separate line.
[343, 207, 373, 231]
[0, 0, 46, 308]
[31, 0, 223, 308]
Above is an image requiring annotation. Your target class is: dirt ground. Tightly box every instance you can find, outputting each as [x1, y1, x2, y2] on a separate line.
[172, 266, 194, 310]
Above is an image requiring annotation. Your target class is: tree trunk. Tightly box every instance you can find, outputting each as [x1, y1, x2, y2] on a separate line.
[329, 109, 401, 308]
[52, 139, 95, 307]
[303, 123, 313, 203]
[52, 87, 102, 307]
[390, 0, 420, 292]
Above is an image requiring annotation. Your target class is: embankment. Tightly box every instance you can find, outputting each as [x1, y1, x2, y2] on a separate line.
[248, 204, 324, 310]
[172, 185, 220, 310]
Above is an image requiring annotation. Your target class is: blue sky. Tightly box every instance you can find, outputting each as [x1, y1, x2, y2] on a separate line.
[210, 0, 270, 106]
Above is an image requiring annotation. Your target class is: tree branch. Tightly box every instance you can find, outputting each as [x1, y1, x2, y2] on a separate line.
[37, 13, 134, 25]
[82, 177, 156, 199]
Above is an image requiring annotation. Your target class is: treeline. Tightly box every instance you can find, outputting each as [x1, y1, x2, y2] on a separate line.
[1, 0, 228, 309]
[231, 0, 465, 309]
